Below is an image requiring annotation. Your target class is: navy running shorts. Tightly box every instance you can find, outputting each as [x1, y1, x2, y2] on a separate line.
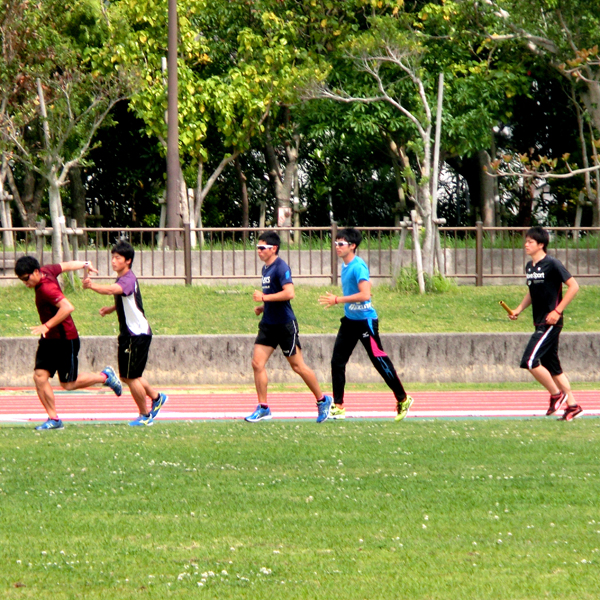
[255, 319, 302, 357]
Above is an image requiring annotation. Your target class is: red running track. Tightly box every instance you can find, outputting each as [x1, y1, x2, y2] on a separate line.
[0, 388, 598, 423]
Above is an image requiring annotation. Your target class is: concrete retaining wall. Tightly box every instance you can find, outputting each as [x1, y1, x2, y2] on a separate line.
[1, 332, 599, 387]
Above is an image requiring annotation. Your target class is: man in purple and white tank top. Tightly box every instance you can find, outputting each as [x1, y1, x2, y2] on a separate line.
[84, 241, 168, 426]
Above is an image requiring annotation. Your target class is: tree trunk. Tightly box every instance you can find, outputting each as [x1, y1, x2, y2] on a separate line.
[235, 156, 249, 243]
[259, 201, 267, 229]
[516, 184, 534, 227]
[69, 166, 87, 226]
[194, 162, 204, 248]
[411, 210, 425, 293]
[579, 83, 600, 143]
[263, 110, 298, 245]
[48, 178, 64, 264]
[479, 150, 496, 227]
[385, 136, 408, 216]
[393, 143, 436, 285]
[6, 163, 45, 227]
[0, 158, 14, 248]
[576, 102, 600, 227]
[419, 183, 434, 278]
[158, 191, 167, 248]
[292, 161, 302, 243]
[575, 191, 584, 231]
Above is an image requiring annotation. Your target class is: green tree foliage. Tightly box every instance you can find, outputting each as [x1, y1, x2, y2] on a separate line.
[1, 0, 129, 261]
[3, 0, 595, 237]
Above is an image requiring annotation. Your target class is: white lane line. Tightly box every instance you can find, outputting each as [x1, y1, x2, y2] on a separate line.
[2, 409, 599, 422]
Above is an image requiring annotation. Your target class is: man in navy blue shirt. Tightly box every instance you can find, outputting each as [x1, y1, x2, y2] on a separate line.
[509, 226, 582, 420]
[245, 231, 333, 423]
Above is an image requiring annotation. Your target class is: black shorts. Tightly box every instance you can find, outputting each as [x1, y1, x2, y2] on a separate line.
[520, 325, 562, 375]
[34, 337, 80, 383]
[118, 335, 152, 379]
[255, 319, 301, 357]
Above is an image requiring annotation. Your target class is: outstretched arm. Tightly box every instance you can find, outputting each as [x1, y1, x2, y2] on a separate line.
[83, 279, 124, 296]
[59, 260, 98, 274]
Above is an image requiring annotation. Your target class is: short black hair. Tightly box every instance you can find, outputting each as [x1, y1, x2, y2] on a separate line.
[112, 240, 135, 265]
[15, 256, 41, 276]
[258, 231, 280, 254]
[525, 226, 549, 251]
[336, 228, 362, 249]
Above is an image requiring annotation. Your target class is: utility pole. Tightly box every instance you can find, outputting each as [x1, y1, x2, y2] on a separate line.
[166, 0, 180, 248]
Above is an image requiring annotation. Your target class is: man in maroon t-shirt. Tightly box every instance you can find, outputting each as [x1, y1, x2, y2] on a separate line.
[15, 256, 123, 430]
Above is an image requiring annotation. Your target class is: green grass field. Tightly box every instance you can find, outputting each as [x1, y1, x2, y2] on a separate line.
[1, 419, 599, 599]
[2, 282, 600, 337]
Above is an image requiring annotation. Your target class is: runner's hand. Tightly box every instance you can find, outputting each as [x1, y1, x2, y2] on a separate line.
[30, 324, 49, 337]
[318, 291, 338, 308]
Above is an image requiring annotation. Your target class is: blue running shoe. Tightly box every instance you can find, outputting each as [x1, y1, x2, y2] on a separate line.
[35, 418, 64, 431]
[316, 395, 333, 423]
[129, 414, 154, 427]
[149, 393, 168, 419]
[245, 405, 272, 422]
[102, 366, 122, 397]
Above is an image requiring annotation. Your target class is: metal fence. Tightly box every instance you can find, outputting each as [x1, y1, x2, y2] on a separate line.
[3, 222, 600, 285]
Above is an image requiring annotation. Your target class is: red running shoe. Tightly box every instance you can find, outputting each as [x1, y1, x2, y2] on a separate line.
[558, 404, 583, 421]
[546, 391, 567, 416]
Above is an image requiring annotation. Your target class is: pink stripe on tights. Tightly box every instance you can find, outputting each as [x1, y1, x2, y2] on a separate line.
[370, 336, 387, 358]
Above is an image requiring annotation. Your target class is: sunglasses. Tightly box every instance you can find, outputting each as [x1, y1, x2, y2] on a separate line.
[18, 274, 31, 282]
[334, 241, 350, 247]
[256, 244, 274, 250]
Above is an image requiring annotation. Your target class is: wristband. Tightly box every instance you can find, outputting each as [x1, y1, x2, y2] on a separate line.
[262, 294, 265, 302]
[334, 296, 338, 304]
[555, 309, 562, 315]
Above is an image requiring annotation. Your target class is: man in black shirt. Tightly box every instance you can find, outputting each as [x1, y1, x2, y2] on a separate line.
[509, 227, 582, 420]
